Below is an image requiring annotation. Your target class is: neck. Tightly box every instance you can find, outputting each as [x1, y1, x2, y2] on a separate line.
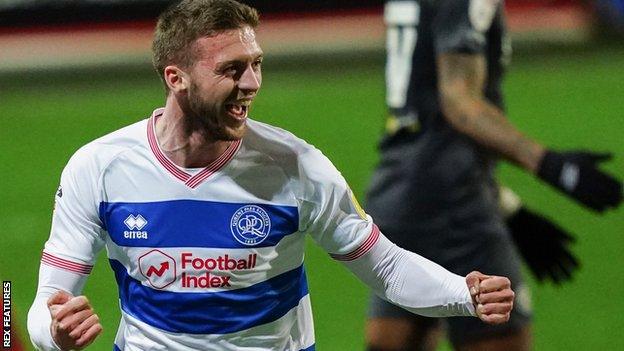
[156, 96, 231, 168]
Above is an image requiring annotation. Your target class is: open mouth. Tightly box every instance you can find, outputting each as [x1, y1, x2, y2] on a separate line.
[226, 103, 249, 120]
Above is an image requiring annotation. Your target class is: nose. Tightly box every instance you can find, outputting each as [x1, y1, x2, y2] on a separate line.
[238, 65, 261, 93]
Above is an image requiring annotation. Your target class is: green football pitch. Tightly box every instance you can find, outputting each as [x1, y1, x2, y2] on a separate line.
[1, 43, 622, 350]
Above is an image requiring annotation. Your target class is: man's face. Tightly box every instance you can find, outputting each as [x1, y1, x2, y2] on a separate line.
[181, 26, 263, 141]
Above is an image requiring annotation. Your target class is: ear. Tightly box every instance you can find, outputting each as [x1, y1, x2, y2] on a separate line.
[164, 65, 190, 92]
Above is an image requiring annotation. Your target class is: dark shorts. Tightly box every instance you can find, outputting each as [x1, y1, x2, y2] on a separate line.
[365, 131, 531, 345]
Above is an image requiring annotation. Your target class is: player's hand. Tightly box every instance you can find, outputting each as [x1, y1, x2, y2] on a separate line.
[507, 207, 579, 284]
[47, 290, 103, 350]
[466, 271, 514, 325]
[538, 150, 623, 212]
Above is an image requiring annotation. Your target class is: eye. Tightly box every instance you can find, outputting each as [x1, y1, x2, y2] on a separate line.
[252, 59, 262, 70]
[222, 65, 237, 77]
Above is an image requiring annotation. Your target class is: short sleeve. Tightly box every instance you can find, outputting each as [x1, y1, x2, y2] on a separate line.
[42, 146, 106, 274]
[298, 148, 379, 261]
[433, 0, 501, 54]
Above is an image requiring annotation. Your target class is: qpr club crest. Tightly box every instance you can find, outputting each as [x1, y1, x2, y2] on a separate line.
[230, 205, 271, 246]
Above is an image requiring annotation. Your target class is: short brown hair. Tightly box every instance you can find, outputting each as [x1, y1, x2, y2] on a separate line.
[152, 0, 259, 86]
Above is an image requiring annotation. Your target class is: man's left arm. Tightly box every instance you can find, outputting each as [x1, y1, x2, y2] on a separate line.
[333, 227, 513, 323]
[298, 148, 513, 322]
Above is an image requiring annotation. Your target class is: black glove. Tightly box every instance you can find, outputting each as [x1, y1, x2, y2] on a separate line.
[507, 207, 579, 284]
[538, 150, 623, 212]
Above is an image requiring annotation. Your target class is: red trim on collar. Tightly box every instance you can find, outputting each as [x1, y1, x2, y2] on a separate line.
[146, 109, 241, 188]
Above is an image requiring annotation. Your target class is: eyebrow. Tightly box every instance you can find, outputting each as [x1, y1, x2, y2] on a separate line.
[216, 53, 264, 68]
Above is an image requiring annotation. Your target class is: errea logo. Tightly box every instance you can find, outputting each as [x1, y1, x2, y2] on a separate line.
[125, 214, 147, 230]
[124, 214, 148, 239]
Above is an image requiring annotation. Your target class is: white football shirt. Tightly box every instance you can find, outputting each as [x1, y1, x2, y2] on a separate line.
[41, 108, 380, 351]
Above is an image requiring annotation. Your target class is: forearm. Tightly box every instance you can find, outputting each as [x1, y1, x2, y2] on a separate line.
[342, 233, 475, 317]
[437, 53, 546, 173]
[28, 288, 61, 351]
[445, 96, 545, 173]
[28, 265, 88, 351]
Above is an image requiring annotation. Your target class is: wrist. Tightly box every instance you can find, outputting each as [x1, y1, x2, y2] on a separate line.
[527, 144, 547, 174]
[537, 150, 562, 184]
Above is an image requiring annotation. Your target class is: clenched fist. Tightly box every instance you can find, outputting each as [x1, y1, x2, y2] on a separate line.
[47, 291, 103, 350]
[466, 271, 514, 324]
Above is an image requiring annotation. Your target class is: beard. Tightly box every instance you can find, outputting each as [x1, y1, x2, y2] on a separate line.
[179, 80, 244, 142]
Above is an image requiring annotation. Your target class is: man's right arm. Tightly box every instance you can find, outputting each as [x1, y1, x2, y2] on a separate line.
[28, 145, 106, 350]
[28, 265, 102, 350]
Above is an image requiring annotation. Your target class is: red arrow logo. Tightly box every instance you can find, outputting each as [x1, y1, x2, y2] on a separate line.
[146, 262, 169, 277]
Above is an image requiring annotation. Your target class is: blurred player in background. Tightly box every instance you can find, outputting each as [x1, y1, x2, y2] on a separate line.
[365, 0, 623, 350]
[26, 1, 516, 350]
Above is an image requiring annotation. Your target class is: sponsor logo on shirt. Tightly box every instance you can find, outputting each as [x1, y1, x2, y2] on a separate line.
[230, 205, 271, 246]
[180, 252, 258, 289]
[124, 214, 148, 239]
[139, 250, 177, 289]
[138, 250, 258, 290]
